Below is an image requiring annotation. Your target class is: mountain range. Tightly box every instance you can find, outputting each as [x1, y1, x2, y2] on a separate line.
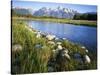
[33, 6, 78, 19]
[12, 6, 96, 19]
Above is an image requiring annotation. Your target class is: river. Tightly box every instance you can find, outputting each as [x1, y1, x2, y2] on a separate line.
[27, 20, 97, 51]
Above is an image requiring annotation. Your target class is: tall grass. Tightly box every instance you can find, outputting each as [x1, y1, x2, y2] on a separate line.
[12, 20, 52, 73]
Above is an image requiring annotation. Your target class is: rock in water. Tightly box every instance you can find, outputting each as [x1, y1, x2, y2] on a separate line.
[12, 44, 22, 51]
[81, 46, 85, 49]
[84, 55, 91, 64]
[55, 37, 59, 41]
[62, 38, 66, 40]
[46, 35, 56, 41]
[85, 49, 88, 53]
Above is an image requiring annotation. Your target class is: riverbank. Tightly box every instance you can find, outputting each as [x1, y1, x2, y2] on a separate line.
[12, 17, 97, 27]
[12, 20, 97, 74]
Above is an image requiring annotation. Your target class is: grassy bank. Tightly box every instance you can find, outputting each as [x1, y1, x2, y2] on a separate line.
[12, 20, 97, 74]
[12, 17, 97, 27]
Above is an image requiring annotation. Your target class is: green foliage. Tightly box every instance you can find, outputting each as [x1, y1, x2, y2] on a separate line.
[73, 13, 97, 21]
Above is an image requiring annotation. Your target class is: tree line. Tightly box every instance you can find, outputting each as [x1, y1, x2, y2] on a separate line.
[73, 13, 97, 21]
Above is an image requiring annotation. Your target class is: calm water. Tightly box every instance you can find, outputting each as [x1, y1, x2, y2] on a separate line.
[27, 20, 97, 51]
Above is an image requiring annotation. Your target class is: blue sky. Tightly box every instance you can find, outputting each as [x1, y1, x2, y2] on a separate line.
[12, 1, 97, 13]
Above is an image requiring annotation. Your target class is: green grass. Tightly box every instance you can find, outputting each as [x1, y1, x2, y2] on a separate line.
[12, 20, 97, 74]
[12, 17, 97, 27]
[12, 20, 52, 73]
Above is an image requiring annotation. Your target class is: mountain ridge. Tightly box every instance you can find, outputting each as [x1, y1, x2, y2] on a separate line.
[12, 7, 97, 19]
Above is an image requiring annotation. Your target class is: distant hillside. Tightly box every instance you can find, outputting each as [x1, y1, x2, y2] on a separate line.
[12, 7, 32, 16]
